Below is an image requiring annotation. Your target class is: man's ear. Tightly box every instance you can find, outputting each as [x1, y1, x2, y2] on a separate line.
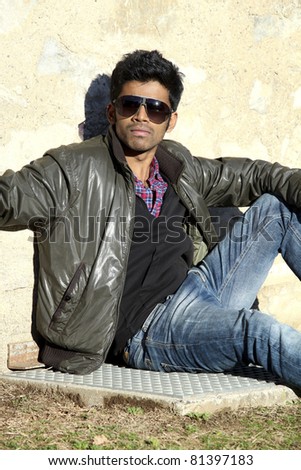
[106, 104, 116, 125]
[166, 112, 178, 133]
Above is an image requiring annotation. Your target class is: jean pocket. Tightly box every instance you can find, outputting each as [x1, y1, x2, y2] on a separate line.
[141, 301, 169, 333]
[161, 362, 206, 373]
[189, 267, 206, 283]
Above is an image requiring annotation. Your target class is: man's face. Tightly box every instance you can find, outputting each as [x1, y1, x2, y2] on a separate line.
[107, 80, 178, 157]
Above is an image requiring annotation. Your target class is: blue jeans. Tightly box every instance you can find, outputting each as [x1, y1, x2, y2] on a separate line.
[125, 194, 301, 389]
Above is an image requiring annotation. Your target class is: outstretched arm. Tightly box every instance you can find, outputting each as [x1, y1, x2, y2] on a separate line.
[0, 154, 70, 232]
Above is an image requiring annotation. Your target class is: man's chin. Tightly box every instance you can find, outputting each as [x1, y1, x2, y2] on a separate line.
[122, 141, 156, 157]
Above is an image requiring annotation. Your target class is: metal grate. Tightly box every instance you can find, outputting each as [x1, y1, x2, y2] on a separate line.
[1, 363, 281, 399]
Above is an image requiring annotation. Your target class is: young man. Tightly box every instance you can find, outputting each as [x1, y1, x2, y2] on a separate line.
[1, 50, 301, 390]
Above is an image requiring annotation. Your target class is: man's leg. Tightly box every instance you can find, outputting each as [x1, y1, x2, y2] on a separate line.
[126, 194, 301, 388]
[199, 193, 301, 309]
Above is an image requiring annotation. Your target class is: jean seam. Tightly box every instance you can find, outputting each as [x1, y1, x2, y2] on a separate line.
[190, 267, 222, 306]
[218, 214, 287, 302]
[287, 220, 301, 245]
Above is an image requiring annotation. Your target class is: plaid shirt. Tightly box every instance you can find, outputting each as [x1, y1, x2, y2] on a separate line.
[134, 157, 168, 217]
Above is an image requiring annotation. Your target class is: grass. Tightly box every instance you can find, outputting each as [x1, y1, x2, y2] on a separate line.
[1, 379, 301, 450]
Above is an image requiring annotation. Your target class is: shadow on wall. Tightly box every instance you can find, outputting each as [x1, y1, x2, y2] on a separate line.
[79, 73, 111, 141]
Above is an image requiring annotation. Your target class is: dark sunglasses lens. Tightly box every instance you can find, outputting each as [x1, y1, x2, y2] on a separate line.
[117, 96, 141, 117]
[115, 96, 171, 124]
[146, 99, 170, 124]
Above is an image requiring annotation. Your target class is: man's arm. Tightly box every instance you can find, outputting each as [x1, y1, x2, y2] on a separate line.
[192, 156, 301, 208]
[0, 154, 70, 231]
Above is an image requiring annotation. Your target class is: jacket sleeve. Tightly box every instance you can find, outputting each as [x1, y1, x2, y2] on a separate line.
[192, 156, 301, 208]
[0, 154, 71, 231]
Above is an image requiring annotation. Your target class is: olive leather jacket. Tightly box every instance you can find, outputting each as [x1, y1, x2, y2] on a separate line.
[1, 127, 301, 374]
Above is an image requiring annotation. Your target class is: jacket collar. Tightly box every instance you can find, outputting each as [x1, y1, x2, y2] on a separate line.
[106, 125, 184, 184]
[106, 126, 126, 164]
[156, 144, 184, 184]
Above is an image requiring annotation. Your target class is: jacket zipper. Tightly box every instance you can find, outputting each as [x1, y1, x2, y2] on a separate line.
[104, 170, 136, 357]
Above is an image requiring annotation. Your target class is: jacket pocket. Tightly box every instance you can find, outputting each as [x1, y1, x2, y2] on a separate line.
[49, 262, 87, 333]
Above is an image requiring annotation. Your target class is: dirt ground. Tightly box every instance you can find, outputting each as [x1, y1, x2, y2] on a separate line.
[1, 379, 301, 450]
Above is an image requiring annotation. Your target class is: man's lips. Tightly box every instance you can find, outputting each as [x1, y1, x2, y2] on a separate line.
[130, 127, 151, 136]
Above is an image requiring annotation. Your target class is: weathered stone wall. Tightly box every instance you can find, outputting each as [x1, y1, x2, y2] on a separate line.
[1, 0, 301, 372]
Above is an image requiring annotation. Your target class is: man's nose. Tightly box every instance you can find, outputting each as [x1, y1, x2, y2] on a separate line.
[132, 103, 149, 121]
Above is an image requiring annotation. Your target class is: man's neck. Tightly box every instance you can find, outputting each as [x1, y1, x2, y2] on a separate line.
[125, 152, 156, 184]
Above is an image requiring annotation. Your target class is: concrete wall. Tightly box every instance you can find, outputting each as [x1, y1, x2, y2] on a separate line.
[1, 0, 301, 372]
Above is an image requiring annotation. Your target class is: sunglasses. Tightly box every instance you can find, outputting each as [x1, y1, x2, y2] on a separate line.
[113, 95, 173, 124]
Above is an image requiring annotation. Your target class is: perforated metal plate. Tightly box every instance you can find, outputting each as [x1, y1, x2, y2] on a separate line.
[1, 363, 281, 399]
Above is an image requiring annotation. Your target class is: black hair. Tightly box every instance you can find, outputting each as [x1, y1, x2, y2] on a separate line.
[110, 50, 184, 111]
